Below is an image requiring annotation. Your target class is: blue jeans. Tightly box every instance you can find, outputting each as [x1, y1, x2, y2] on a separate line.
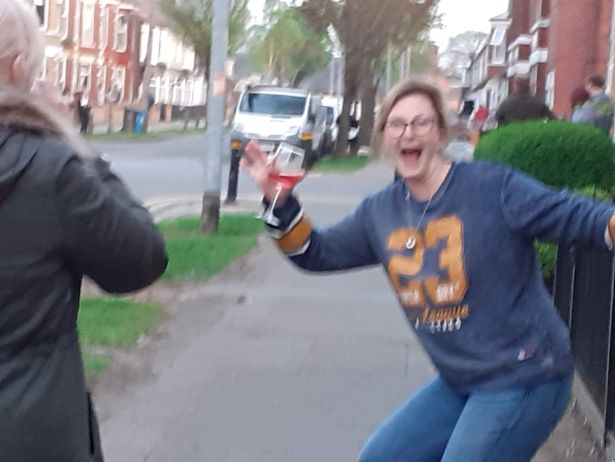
[358, 374, 572, 462]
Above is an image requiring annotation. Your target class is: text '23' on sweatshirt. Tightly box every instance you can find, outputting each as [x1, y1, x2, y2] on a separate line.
[265, 161, 615, 393]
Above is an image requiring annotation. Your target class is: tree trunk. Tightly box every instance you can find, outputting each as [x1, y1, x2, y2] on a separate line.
[335, 95, 352, 157]
[358, 72, 378, 150]
[335, 61, 359, 156]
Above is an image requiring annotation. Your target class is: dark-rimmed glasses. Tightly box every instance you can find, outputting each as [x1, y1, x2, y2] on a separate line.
[383, 116, 435, 138]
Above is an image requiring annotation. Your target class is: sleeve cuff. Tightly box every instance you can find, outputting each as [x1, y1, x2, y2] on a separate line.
[606, 213, 615, 250]
[262, 194, 302, 231]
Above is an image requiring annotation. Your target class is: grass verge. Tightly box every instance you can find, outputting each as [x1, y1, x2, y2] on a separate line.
[159, 215, 263, 281]
[313, 155, 370, 172]
[82, 351, 111, 376]
[78, 297, 164, 375]
[78, 215, 262, 375]
[87, 127, 203, 142]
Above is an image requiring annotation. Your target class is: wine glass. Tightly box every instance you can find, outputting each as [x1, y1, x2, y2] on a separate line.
[263, 142, 305, 225]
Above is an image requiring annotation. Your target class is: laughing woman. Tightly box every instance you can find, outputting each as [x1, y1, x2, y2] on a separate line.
[242, 79, 615, 461]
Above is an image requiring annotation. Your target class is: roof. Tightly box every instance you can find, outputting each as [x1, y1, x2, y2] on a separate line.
[490, 12, 510, 22]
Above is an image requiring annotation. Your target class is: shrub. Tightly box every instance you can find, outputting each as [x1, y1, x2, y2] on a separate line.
[476, 121, 615, 280]
[475, 120, 615, 192]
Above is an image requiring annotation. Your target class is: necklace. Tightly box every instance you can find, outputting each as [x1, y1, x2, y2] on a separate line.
[405, 195, 433, 250]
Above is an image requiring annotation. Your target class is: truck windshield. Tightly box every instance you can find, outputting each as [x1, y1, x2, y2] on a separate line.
[239, 93, 306, 116]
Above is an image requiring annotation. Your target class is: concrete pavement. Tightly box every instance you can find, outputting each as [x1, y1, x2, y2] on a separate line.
[95, 161, 604, 461]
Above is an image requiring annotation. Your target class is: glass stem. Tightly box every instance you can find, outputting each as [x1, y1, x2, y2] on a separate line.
[265, 186, 282, 225]
[270, 186, 282, 211]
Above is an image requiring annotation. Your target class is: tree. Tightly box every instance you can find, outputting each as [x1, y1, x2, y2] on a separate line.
[250, 7, 331, 86]
[299, 0, 439, 155]
[159, 0, 249, 79]
[437, 31, 487, 82]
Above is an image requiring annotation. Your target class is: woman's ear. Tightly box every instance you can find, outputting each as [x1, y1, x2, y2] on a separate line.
[439, 129, 448, 144]
[9, 54, 30, 90]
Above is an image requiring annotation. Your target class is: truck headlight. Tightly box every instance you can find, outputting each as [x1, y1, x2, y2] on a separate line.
[285, 125, 299, 137]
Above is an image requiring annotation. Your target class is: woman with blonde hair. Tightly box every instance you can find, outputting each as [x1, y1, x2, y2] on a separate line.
[0, 1, 167, 460]
[243, 79, 615, 460]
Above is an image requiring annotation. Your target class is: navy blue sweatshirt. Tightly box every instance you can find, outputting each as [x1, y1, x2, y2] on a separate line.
[268, 161, 615, 392]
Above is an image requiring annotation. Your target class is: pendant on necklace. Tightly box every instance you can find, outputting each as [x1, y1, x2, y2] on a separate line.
[405, 236, 417, 250]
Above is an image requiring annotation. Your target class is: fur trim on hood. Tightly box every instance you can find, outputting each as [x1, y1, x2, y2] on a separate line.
[0, 88, 95, 159]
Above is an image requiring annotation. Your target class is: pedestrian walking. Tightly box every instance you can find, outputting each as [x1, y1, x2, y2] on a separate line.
[495, 76, 554, 126]
[72, 90, 91, 134]
[0, 1, 167, 461]
[242, 79, 615, 461]
[573, 74, 615, 134]
[570, 85, 590, 123]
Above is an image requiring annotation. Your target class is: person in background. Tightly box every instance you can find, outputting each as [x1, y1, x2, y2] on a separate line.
[72, 90, 90, 134]
[243, 79, 615, 461]
[570, 86, 590, 123]
[495, 76, 554, 126]
[573, 75, 615, 134]
[0, 1, 168, 460]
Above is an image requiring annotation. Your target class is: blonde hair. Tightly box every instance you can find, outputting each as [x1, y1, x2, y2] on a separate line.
[0, 0, 45, 89]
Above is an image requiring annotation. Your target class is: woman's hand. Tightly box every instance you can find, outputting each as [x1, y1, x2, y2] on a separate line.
[241, 140, 291, 203]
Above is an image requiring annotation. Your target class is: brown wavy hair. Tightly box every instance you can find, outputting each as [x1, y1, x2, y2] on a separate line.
[374, 80, 448, 142]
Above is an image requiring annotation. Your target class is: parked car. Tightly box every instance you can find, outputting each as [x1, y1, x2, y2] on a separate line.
[230, 86, 326, 167]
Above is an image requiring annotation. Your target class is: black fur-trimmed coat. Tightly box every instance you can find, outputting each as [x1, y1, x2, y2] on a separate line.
[0, 89, 167, 461]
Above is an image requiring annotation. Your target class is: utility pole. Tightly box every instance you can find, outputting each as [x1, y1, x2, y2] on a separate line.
[385, 44, 392, 91]
[201, 0, 229, 233]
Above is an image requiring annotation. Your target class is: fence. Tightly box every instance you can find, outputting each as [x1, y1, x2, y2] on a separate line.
[553, 244, 615, 446]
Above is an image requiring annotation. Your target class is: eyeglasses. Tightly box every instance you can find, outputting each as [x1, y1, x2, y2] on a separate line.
[383, 116, 435, 138]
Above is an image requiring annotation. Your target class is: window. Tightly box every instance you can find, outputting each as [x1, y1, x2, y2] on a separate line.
[111, 66, 126, 101]
[536, 0, 543, 20]
[239, 93, 307, 116]
[115, 14, 128, 51]
[96, 65, 106, 105]
[58, 0, 68, 37]
[46, 0, 66, 34]
[78, 63, 91, 91]
[100, 7, 108, 49]
[82, 3, 95, 46]
[545, 70, 555, 109]
[530, 67, 538, 93]
[490, 28, 505, 46]
[33, 0, 47, 27]
[46, 58, 66, 87]
[57, 58, 65, 87]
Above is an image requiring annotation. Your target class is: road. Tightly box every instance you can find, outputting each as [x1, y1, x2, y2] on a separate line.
[93, 134, 389, 211]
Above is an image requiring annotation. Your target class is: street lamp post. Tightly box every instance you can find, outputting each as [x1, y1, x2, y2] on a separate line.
[201, 0, 229, 233]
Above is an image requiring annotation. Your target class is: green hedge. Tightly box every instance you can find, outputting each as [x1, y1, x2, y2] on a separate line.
[475, 120, 615, 191]
[476, 120, 615, 279]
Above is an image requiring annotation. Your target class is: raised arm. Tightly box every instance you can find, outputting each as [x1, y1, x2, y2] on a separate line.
[57, 154, 168, 293]
[241, 141, 379, 272]
[500, 167, 615, 248]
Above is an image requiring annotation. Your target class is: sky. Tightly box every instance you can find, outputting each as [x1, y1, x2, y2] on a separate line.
[248, 0, 510, 51]
[429, 0, 509, 50]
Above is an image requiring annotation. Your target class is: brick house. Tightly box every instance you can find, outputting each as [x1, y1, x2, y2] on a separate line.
[464, 13, 510, 114]
[30, 0, 141, 105]
[499, 0, 614, 118]
[26, 0, 205, 127]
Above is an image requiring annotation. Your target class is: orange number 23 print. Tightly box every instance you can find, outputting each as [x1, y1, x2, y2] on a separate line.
[386, 216, 468, 308]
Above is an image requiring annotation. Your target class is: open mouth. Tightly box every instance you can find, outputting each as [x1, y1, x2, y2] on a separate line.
[401, 148, 423, 165]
